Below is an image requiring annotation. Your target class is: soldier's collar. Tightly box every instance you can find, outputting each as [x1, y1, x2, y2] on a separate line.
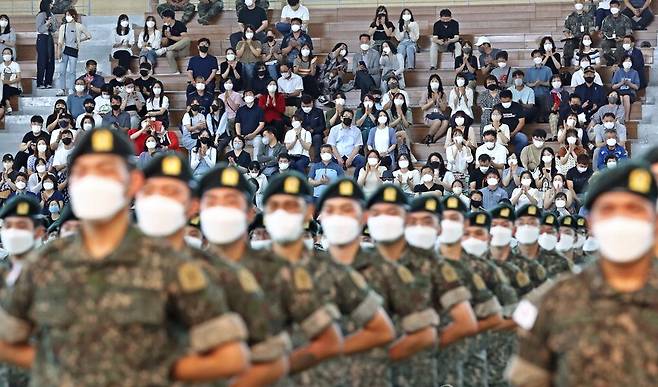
[65, 226, 144, 264]
[589, 258, 658, 305]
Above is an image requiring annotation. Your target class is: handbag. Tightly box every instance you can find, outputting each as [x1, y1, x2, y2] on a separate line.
[62, 25, 79, 58]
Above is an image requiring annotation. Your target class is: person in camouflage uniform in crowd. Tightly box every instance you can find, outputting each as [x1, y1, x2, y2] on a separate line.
[52, 0, 76, 14]
[572, 216, 598, 269]
[235, 0, 269, 16]
[508, 161, 658, 386]
[510, 204, 549, 290]
[0, 196, 43, 387]
[0, 129, 250, 386]
[562, 0, 596, 65]
[157, 0, 197, 25]
[136, 155, 290, 386]
[437, 196, 503, 387]
[535, 213, 574, 278]
[197, 0, 224, 25]
[600, 1, 634, 64]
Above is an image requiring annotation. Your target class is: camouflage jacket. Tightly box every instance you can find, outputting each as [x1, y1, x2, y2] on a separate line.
[489, 252, 533, 298]
[0, 258, 29, 387]
[564, 10, 596, 38]
[464, 253, 519, 317]
[537, 248, 573, 278]
[601, 14, 633, 40]
[510, 248, 548, 289]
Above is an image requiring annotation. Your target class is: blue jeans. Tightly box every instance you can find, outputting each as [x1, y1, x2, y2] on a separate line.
[140, 49, 158, 66]
[59, 53, 77, 91]
[290, 154, 310, 172]
[275, 21, 291, 35]
[242, 62, 256, 89]
[341, 154, 366, 180]
[511, 132, 528, 158]
[266, 63, 279, 80]
[397, 39, 416, 69]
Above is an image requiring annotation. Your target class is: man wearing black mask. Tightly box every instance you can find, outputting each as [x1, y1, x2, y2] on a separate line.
[574, 66, 605, 122]
[559, 93, 585, 125]
[134, 62, 159, 99]
[295, 94, 325, 161]
[101, 95, 131, 131]
[186, 37, 219, 94]
[251, 61, 272, 97]
[76, 59, 104, 98]
[75, 98, 102, 128]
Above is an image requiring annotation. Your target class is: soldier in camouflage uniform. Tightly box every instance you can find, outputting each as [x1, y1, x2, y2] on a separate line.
[554, 215, 578, 270]
[197, 0, 224, 25]
[508, 161, 658, 386]
[0, 196, 43, 387]
[437, 196, 503, 387]
[600, 1, 634, 64]
[235, 0, 270, 16]
[52, 0, 75, 14]
[0, 129, 250, 386]
[511, 204, 549, 289]
[535, 213, 574, 277]
[157, 0, 197, 25]
[572, 216, 598, 269]
[563, 0, 596, 65]
[135, 156, 290, 386]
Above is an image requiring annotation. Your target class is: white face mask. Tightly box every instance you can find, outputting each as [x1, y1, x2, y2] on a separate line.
[267, 84, 278, 94]
[291, 24, 301, 32]
[74, 84, 85, 93]
[606, 138, 617, 147]
[452, 187, 463, 195]
[515, 225, 539, 244]
[368, 215, 405, 243]
[623, 61, 632, 70]
[377, 116, 388, 125]
[490, 226, 513, 247]
[453, 135, 464, 144]
[1, 228, 34, 255]
[537, 233, 557, 251]
[508, 159, 518, 166]
[125, 87, 134, 94]
[544, 43, 553, 51]
[291, 120, 302, 129]
[439, 219, 463, 244]
[552, 81, 561, 89]
[224, 82, 234, 91]
[582, 39, 591, 47]
[533, 57, 543, 65]
[245, 0, 254, 6]
[553, 180, 563, 189]
[250, 239, 272, 250]
[302, 106, 312, 113]
[566, 118, 576, 127]
[146, 20, 156, 28]
[479, 166, 489, 173]
[456, 79, 466, 87]
[146, 141, 158, 149]
[574, 3, 584, 11]
[367, 157, 379, 166]
[556, 233, 575, 252]
[0, 20, 8, 28]
[245, 32, 254, 40]
[610, 7, 619, 15]
[66, 15, 74, 23]
[462, 237, 488, 257]
[360, 43, 370, 51]
[265, 209, 305, 243]
[201, 206, 247, 244]
[603, 121, 615, 130]
[514, 78, 524, 86]
[196, 83, 206, 91]
[70, 176, 126, 221]
[278, 162, 289, 171]
[454, 117, 465, 126]
[261, 136, 270, 145]
[607, 161, 617, 168]
[567, 136, 577, 145]
[335, 98, 345, 106]
[339, 49, 347, 56]
[184, 235, 203, 249]
[622, 43, 632, 51]
[393, 99, 404, 106]
[404, 225, 437, 250]
[320, 152, 333, 162]
[135, 195, 187, 237]
[363, 101, 373, 109]
[402, 14, 412, 21]
[533, 139, 544, 149]
[321, 215, 361, 246]
[32, 125, 42, 134]
[501, 102, 512, 109]
[430, 82, 440, 91]
[244, 95, 255, 104]
[582, 236, 599, 252]
[15, 181, 26, 190]
[555, 199, 566, 208]
[498, 62, 507, 68]
[226, 53, 236, 61]
[521, 178, 532, 187]
[36, 165, 46, 173]
[422, 174, 433, 184]
[398, 159, 409, 169]
[487, 177, 499, 186]
[83, 123, 93, 131]
[485, 141, 495, 150]
[576, 166, 588, 173]
[382, 47, 391, 54]
[575, 234, 586, 249]
[43, 181, 54, 190]
[542, 155, 553, 164]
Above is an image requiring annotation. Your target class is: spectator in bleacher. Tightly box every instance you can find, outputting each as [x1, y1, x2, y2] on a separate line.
[136, 133, 162, 169]
[324, 92, 345, 131]
[509, 70, 536, 123]
[557, 128, 587, 175]
[444, 111, 476, 149]
[352, 34, 381, 95]
[621, 0, 654, 30]
[101, 95, 131, 131]
[469, 154, 493, 190]
[129, 118, 158, 155]
[293, 43, 319, 98]
[527, 50, 553, 123]
[18, 117, 48, 172]
[612, 54, 640, 122]
[218, 78, 243, 132]
[277, 63, 303, 107]
[617, 35, 646, 88]
[469, 190, 484, 211]
[502, 153, 525, 196]
[520, 128, 548, 171]
[548, 75, 569, 140]
[596, 128, 628, 169]
[252, 61, 272, 97]
[186, 75, 214, 114]
[381, 74, 409, 109]
[534, 147, 558, 191]
[197, 0, 224, 25]
[0, 15, 16, 57]
[354, 93, 377, 146]
[414, 164, 443, 196]
[496, 89, 528, 157]
[327, 108, 366, 178]
[428, 152, 455, 189]
[601, 0, 633, 65]
[570, 57, 602, 87]
[594, 0, 613, 29]
[480, 169, 509, 210]
[259, 79, 286, 141]
[207, 97, 230, 155]
[257, 128, 286, 176]
[396, 9, 419, 70]
[366, 111, 395, 168]
[281, 18, 312, 67]
[7, 172, 34, 200]
[572, 33, 601, 66]
[135, 63, 159, 99]
[120, 78, 145, 128]
[66, 78, 90, 120]
[357, 149, 387, 196]
[477, 75, 502, 131]
[108, 66, 128, 95]
[76, 101, 101, 128]
[379, 41, 405, 94]
[542, 173, 575, 211]
[284, 114, 312, 172]
[455, 40, 478, 88]
[38, 173, 64, 215]
[277, 0, 309, 35]
[231, 0, 268, 48]
[388, 93, 412, 133]
[78, 60, 103, 98]
[27, 157, 49, 194]
[483, 107, 510, 146]
[55, 8, 91, 96]
[449, 74, 474, 128]
[566, 153, 593, 199]
[446, 128, 473, 176]
[594, 113, 627, 148]
[392, 128, 415, 167]
[190, 129, 217, 178]
[476, 129, 508, 171]
[187, 37, 219, 93]
[261, 30, 282, 80]
[235, 89, 265, 156]
[297, 94, 325, 161]
[27, 138, 53, 174]
[79, 114, 96, 131]
[219, 47, 244, 91]
[156, 9, 190, 75]
[475, 36, 501, 74]
[0, 47, 21, 114]
[52, 128, 74, 172]
[589, 90, 625, 129]
[575, 66, 606, 121]
[308, 143, 343, 200]
[181, 97, 207, 146]
[559, 112, 592, 151]
[157, 0, 196, 25]
[369, 6, 396, 52]
[490, 51, 514, 88]
[430, 8, 461, 71]
[48, 114, 74, 158]
[392, 153, 419, 197]
[247, 160, 268, 208]
[421, 74, 449, 145]
[236, 26, 262, 88]
[563, 0, 596, 65]
[138, 16, 162, 69]
[36, 0, 57, 89]
[226, 135, 252, 173]
[46, 99, 71, 132]
[112, 15, 135, 75]
[538, 36, 562, 75]
[273, 152, 291, 176]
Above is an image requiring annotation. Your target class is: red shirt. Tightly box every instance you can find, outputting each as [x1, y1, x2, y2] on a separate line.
[127, 128, 181, 155]
[258, 93, 286, 123]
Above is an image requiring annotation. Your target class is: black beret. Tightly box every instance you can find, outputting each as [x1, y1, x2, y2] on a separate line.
[641, 145, 658, 165]
[68, 128, 135, 166]
[467, 210, 491, 230]
[489, 203, 516, 221]
[558, 215, 577, 229]
[408, 195, 442, 215]
[540, 212, 559, 229]
[574, 215, 587, 230]
[262, 171, 313, 203]
[0, 195, 42, 221]
[47, 204, 78, 234]
[142, 152, 193, 183]
[365, 184, 408, 209]
[584, 160, 657, 210]
[317, 178, 365, 211]
[197, 163, 255, 201]
[515, 204, 542, 219]
[441, 195, 468, 214]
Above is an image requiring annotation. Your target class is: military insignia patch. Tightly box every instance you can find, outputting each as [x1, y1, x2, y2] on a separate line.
[577, 218, 585, 226]
[294, 267, 313, 290]
[546, 215, 554, 224]
[162, 155, 182, 176]
[238, 268, 260, 293]
[473, 274, 486, 290]
[221, 168, 239, 186]
[178, 262, 208, 292]
[629, 168, 651, 194]
[500, 207, 510, 218]
[528, 206, 537, 215]
[349, 270, 367, 290]
[441, 264, 458, 282]
[284, 177, 300, 194]
[564, 217, 572, 225]
[447, 197, 458, 209]
[91, 129, 113, 152]
[397, 265, 415, 283]
[339, 180, 353, 196]
[425, 199, 437, 212]
[516, 272, 530, 287]
[476, 213, 486, 225]
[383, 187, 397, 202]
[16, 202, 29, 216]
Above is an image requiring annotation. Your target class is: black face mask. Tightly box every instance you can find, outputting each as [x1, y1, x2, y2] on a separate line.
[388, 82, 398, 90]
[211, 104, 219, 112]
[88, 69, 96, 75]
[571, 104, 581, 111]
[267, 36, 274, 43]
[62, 137, 73, 145]
[471, 200, 482, 208]
[257, 69, 266, 76]
[429, 161, 441, 170]
[342, 117, 352, 126]
[57, 107, 66, 114]
[140, 69, 149, 77]
[190, 104, 200, 112]
[84, 105, 94, 113]
[198, 46, 209, 53]
[200, 137, 211, 145]
[111, 104, 121, 111]
[584, 76, 595, 84]
[486, 83, 498, 91]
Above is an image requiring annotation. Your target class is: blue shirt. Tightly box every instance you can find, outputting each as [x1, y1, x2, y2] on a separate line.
[187, 55, 219, 87]
[611, 68, 640, 93]
[597, 145, 628, 169]
[235, 104, 265, 136]
[281, 32, 313, 64]
[327, 124, 363, 157]
[479, 185, 509, 210]
[296, 106, 326, 136]
[308, 161, 344, 198]
[525, 65, 553, 96]
[186, 91, 214, 114]
[66, 93, 91, 119]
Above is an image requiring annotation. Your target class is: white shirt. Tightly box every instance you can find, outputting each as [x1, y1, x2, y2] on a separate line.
[94, 96, 112, 115]
[50, 128, 79, 152]
[190, 146, 217, 170]
[511, 187, 540, 209]
[448, 87, 474, 118]
[277, 73, 304, 94]
[475, 143, 508, 166]
[280, 4, 310, 22]
[75, 113, 102, 128]
[446, 144, 473, 174]
[483, 123, 511, 146]
[137, 29, 162, 50]
[207, 111, 229, 138]
[111, 28, 135, 54]
[53, 146, 74, 167]
[146, 95, 169, 111]
[393, 169, 420, 194]
[373, 126, 390, 154]
[0, 62, 20, 89]
[284, 128, 311, 157]
[570, 69, 603, 87]
[597, 0, 611, 9]
[182, 112, 206, 129]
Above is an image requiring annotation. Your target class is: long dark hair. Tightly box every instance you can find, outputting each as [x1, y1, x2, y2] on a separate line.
[539, 36, 556, 55]
[390, 93, 408, 118]
[0, 15, 11, 35]
[147, 80, 165, 104]
[143, 16, 157, 43]
[426, 74, 444, 97]
[116, 14, 129, 36]
[373, 5, 389, 24]
[427, 152, 447, 177]
[398, 8, 414, 32]
[38, 0, 52, 15]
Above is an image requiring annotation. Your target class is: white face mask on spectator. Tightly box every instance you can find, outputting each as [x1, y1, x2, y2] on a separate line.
[430, 81, 440, 91]
[521, 178, 532, 186]
[514, 78, 524, 86]
[456, 78, 466, 87]
[244, 0, 254, 6]
[610, 6, 619, 14]
[603, 121, 615, 129]
[454, 117, 465, 126]
[292, 120, 302, 129]
[501, 101, 511, 108]
[498, 61, 506, 68]
[66, 15, 74, 23]
[377, 116, 387, 125]
[453, 135, 464, 144]
[574, 3, 584, 11]
[360, 43, 370, 51]
[623, 61, 632, 69]
[382, 47, 391, 54]
[301, 48, 310, 56]
[120, 20, 129, 28]
[196, 83, 205, 91]
[146, 20, 155, 28]
[320, 152, 332, 162]
[245, 32, 254, 40]
[36, 164, 46, 173]
[582, 38, 591, 47]
[368, 157, 378, 166]
[335, 98, 345, 106]
[0, 20, 8, 28]
[402, 14, 412, 21]
[37, 144, 48, 152]
[15, 181, 26, 190]
[623, 43, 632, 51]
[83, 122, 93, 130]
[398, 159, 409, 169]
[244, 95, 255, 104]
[606, 138, 617, 147]
[533, 57, 543, 65]
[267, 84, 277, 93]
[544, 43, 553, 51]
[567, 136, 577, 145]
[226, 53, 236, 61]
[291, 24, 301, 32]
[278, 162, 289, 171]
[394, 98, 404, 106]
[542, 155, 553, 164]
[552, 81, 561, 89]
[452, 186, 463, 195]
[32, 125, 42, 134]
[2, 54, 11, 62]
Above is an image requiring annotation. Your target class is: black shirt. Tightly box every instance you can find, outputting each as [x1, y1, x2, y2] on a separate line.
[134, 76, 159, 97]
[251, 75, 272, 97]
[566, 166, 593, 194]
[432, 19, 459, 39]
[469, 166, 493, 190]
[495, 101, 525, 131]
[226, 150, 252, 170]
[21, 131, 51, 151]
[543, 52, 562, 75]
[369, 20, 395, 41]
[219, 61, 244, 92]
[163, 20, 187, 38]
[238, 6, 267, 30]
[413, 183, 444, 194]
[296, 106, 326, 136]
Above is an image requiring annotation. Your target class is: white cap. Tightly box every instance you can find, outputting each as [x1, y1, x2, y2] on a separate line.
[475, 36, 491, 47]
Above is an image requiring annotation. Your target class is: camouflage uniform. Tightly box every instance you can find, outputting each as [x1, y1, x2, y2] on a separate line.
[508, 259, 658, 386]
[157, 0, 196, 25]
[509, 250, 548, 289]
[0, 260, 29, 387]
[197, 0, 224, 25]
[600, 14, 633, 63]
[353, 249, 440, 387]
[573, 250, 598, 270]
[235, 0, 270, 16]
[0, 228, 245, 387]
[52, 0, 75, 14]
[537, 248, 574, 278]
[563, 9, 596, 64]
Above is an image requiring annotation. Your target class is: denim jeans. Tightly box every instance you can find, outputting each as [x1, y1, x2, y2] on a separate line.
[59, 53, 77, 92]
[266, 63, 279, 80]
[242, 62, 256, 89]
[140, 49, 158, 67]
[397, 39, 416, 69]
[511, 132, 528, 158]
[275, 21, 291, 35]
[36, 34, 55, 87]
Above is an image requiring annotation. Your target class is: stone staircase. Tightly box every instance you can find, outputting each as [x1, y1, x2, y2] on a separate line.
[631, 31, 658, 158]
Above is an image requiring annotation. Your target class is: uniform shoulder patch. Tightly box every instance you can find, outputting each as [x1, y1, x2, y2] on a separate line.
[349, 270, 367, 290]
[178, 262, 208, 292]
[397, 265, 415, 284]
[238, 268, 260, 293]
[516, 271, 530, 287]
[441, 264, 458, 282]
[535, 265, 547, 281]
[293, 267, 313, 290]
[472, 273, 486, 290]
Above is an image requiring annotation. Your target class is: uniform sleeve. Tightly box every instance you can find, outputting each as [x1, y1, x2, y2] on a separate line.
[332, 265, 381, 329]
[0, 264, 34, 344]
[433, 261, 471, 312]
[387, 263, 439, 333]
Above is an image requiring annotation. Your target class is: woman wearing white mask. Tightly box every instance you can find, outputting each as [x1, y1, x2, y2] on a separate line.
[27, 158, 50, 194]
[293, 42, 320, 97]
[136, 134, 160, 170]
[190, 129, 217, 178]
[366, 111, 396, 168]
[543, 173, 575, 212]
[55, 8, 91, 96]
[511, 171, 540, 209]
[448, 75, 474, 126]
[533, 147, 558, 192]
[226, 135, 252, 173]
[421, 74, 449, 144]
[38, 173, 64, 217]
[0, 47, 21, 114]
[501, 153, 525, 196]
[445, 128, 474, 176]
[0, 15, 16, 59]
[571, 33, 600, 67]
[611, 54, 640, 122]
[357, 149, 387, 197]
[137, 16, 161, 69]
[145, 81, 170, 129]
[247, 160, 268, 209]
[392, 153, 420, 196]
[258, 80, 286, 141]
[450, 180, 470, 207]
[220, 47, 244, 92]
[483, 107, 510, 146]
[111, 15, 135, 75]
[283, 113, 312, 171]
[396, 9, 419, 69]
[413, 164, 444, 197]
[388, 93, 412, 133]
[379, 40, 405, 93]
[557, 128, 587, 176]
[236, 25, 262, 87]
[27, 139, 53, 176]
[538, 36, 561, 75]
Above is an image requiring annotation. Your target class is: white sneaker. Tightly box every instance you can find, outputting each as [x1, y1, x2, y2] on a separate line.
[155, 48, 167, 56]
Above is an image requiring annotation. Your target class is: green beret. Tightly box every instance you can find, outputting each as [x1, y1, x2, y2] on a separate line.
[317, 178, 365, 211]
[68, 128, 135, 166]
[248, 212, 264, 233]
[0, 196, 41, 221]
[365, 184, 408, 209]
[489, 204, 516, 221]
[540, 212, 559, 229]
[142, 152, 193, 183]
[515, 204, 542, 219]
[467, 210, 491, 230]
[408, 195, 442, 215]
[584, 161, 658, 210]
[47, 204, 78, 234]
[574, 215, 587, 230]
[558, 215, 577, 229]
[441, 195, 467, 214]
[197, 163, 254, 201]
[262, 171, 312, 204]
